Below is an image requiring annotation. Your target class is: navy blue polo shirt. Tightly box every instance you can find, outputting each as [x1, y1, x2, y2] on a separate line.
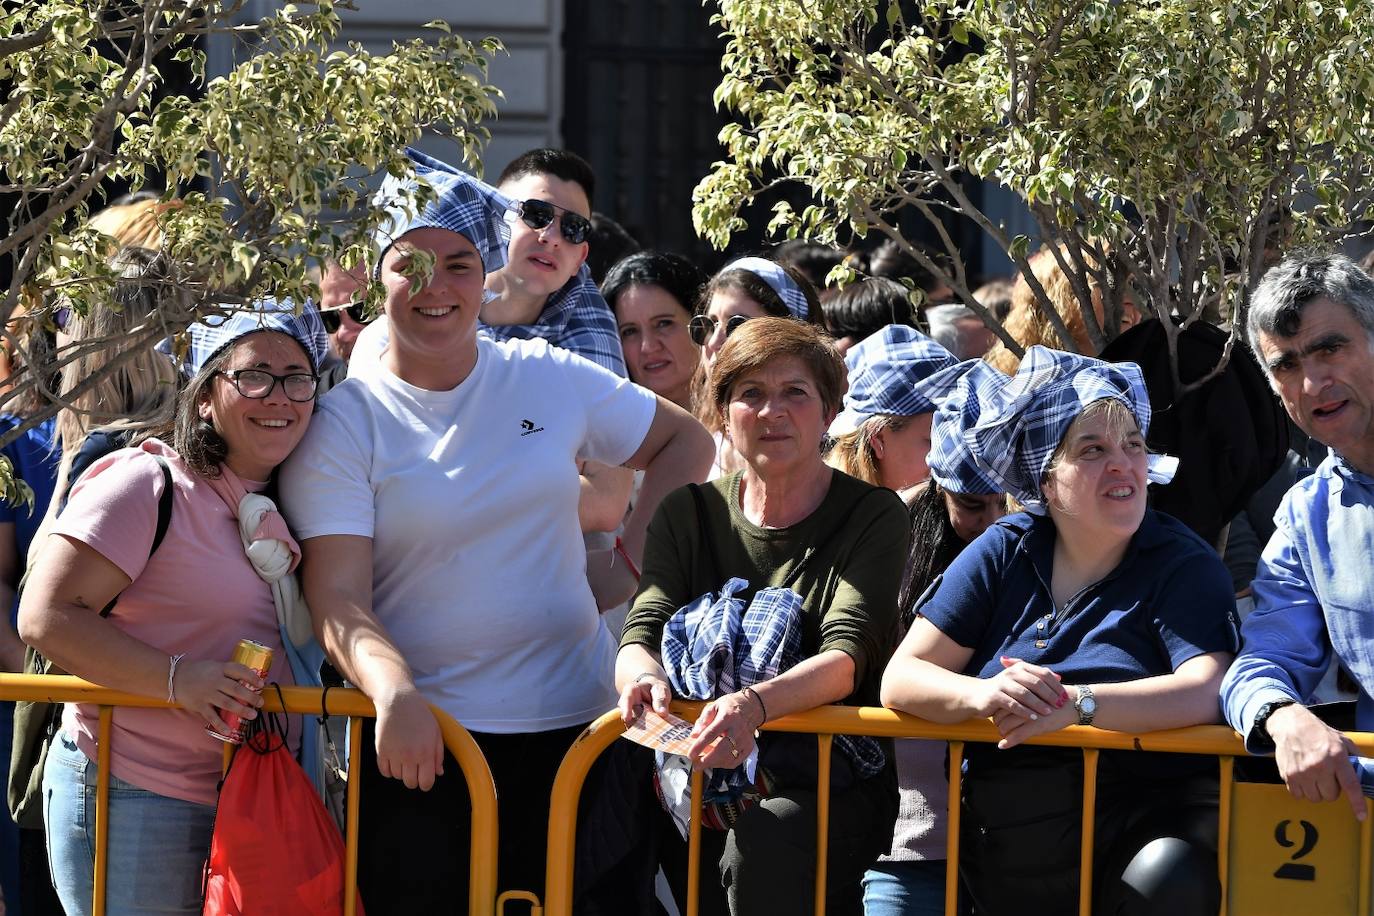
[919, 509, 1237, 688]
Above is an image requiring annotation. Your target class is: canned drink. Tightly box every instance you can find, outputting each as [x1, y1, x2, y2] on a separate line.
[205, 638, 274, 744]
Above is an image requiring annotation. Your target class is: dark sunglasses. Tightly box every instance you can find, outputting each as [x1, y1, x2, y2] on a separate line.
[688, 313, 752, 346]
[320, 302, 370, 334]
[516, 199, 591, 245]
[216, 369, 319, 403]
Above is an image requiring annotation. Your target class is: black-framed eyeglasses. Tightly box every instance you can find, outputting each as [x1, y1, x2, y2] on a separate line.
[320, 302, 370, 334]
[216, 369, 319, 403]
[688, 313, 752, 346]
[516, 199, 591, 245]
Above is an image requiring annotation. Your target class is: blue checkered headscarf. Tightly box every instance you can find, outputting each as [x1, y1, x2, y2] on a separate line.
[373, 147, 514, 275]
[722, 256, 810, 321]
[829, 325, 958, 436]
[179, 299, 329, 377]
[928, 360, 1009, 496]
[967, 346, 1178, 513]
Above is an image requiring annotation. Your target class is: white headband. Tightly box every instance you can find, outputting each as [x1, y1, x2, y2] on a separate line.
[723, 256, 809, 321]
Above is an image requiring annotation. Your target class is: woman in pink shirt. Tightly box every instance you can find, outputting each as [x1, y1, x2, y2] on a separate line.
[18, 303, 327, 916]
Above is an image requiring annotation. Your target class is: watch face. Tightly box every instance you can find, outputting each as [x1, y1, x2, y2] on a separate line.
[1081, 695, 1097, 715]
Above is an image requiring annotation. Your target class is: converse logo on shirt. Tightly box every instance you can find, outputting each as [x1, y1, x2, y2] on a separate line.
[520, 418, 545, 437]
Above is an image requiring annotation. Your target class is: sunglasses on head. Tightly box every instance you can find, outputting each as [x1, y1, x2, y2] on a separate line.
[688, 313, 752, 346]
[516, 199, 591, 245]
[320, 302, 370, 334]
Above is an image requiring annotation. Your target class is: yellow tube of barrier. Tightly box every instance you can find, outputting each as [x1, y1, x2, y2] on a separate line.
[1078, 749, 1099, 916]
[688, 768, 704, 916]
[945, 741, 963, 916]
[433, 713, 500, 915]
[0, 678, 499, 916]
[345, 717, 361, 916]
[1360, 796, 1372, 916]
[1218, 756, 1233, 914]
[544, 710, 625, 916]
[497, 889, 543, 915]
[814, 734, 833, 914]
[93, 706, 112, 916]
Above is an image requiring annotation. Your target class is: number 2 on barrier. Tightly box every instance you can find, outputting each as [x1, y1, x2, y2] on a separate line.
[1273, 819, 1319, 881]
[1229, 782, 1371, 915]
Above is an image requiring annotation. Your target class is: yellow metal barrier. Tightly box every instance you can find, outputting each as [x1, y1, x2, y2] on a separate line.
[543, 702, 1374, 916]
[0, 674, 500, 916]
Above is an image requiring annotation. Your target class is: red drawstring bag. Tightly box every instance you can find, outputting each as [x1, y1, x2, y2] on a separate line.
[202, 696, 365, 916]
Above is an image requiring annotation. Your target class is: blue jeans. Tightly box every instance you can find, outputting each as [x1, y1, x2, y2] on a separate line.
[42, 733, 214, 916]
[862, 860, 947, 916]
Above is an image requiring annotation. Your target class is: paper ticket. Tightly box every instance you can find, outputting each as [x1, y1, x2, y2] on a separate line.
[621, 705, 697, 757]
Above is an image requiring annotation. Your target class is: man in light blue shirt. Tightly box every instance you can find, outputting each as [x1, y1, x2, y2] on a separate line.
[1220, 251, 1374, 821]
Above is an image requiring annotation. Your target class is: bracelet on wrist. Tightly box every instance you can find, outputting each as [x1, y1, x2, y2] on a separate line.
[632, 671, 660, 686]
[167, 653, 186, 704]
[742, 685, 768, 729]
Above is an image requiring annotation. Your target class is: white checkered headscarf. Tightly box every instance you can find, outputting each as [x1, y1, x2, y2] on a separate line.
[829, 325, 958, 436]
[928, 360, 1009, 496]
[179, 299, 329, 377]
[373, 147, 514, 275]
[967, 346, 1178, 512]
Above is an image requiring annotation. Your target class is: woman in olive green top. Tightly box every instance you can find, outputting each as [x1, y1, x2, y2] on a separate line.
[615, 318, 908, 916]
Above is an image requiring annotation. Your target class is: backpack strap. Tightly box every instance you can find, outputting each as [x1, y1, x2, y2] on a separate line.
[98, 455, 174, 618]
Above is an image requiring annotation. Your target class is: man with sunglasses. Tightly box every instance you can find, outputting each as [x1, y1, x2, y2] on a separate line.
[319, 259, 369, 362]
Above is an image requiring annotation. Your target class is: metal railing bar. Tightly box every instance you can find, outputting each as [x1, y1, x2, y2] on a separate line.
[1078, 748, 1099, 916]
[10, 677, 499, 916]
[814, 734, 833, 913]
[93, 706, 113, 916]
[1218, 755, 1233, 915]
[344, 716, 362, 916]
[1360, 794, 1372, 916]
[688, 768, 704, 916]
[945, 740, 963, 916]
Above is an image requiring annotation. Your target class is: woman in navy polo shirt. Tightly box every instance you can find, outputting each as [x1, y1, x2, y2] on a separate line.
[881, 346, 1237, 916]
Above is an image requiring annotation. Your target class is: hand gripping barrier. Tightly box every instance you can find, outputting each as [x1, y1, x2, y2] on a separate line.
[0, 674, 499, 916]
[543, 702, 1374, 916]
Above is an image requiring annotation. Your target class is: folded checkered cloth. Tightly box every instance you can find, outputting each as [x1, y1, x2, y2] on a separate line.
[656, 577, 886, 835]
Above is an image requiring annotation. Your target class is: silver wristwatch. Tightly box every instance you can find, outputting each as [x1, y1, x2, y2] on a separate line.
[1074, 684, 1097, 726]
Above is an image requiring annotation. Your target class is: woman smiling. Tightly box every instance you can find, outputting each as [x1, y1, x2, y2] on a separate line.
[280, 150, 713, 913]
[604, 251, 707, 411]
[21, 305, 327, 915]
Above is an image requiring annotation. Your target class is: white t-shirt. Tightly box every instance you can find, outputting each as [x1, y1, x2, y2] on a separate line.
[280, 336, 657, 732]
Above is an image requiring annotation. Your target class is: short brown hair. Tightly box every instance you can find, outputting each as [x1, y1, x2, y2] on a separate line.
[709, 318, 845, 418]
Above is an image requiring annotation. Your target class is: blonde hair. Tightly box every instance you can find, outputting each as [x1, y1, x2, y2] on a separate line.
[825, 414, 908, 485]
[86, 198, 180, 252]
[985, 244, 1118, 374]
[51, 248, 181, 499]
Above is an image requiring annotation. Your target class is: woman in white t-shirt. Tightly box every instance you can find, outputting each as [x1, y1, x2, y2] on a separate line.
[279, 148, 713, 912]
[20, 304, 327, 916]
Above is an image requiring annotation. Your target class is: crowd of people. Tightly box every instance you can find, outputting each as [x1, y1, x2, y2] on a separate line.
[0, 140, 1369, 916]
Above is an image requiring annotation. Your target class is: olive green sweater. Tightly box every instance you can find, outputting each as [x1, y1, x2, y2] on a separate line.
[621, 470, 910, 708]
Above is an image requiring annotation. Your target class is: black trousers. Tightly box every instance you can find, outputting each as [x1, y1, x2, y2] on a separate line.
[355, 719, 585, 916]
[959, 749, 1220, 916]
[576, 740, 899, 916]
